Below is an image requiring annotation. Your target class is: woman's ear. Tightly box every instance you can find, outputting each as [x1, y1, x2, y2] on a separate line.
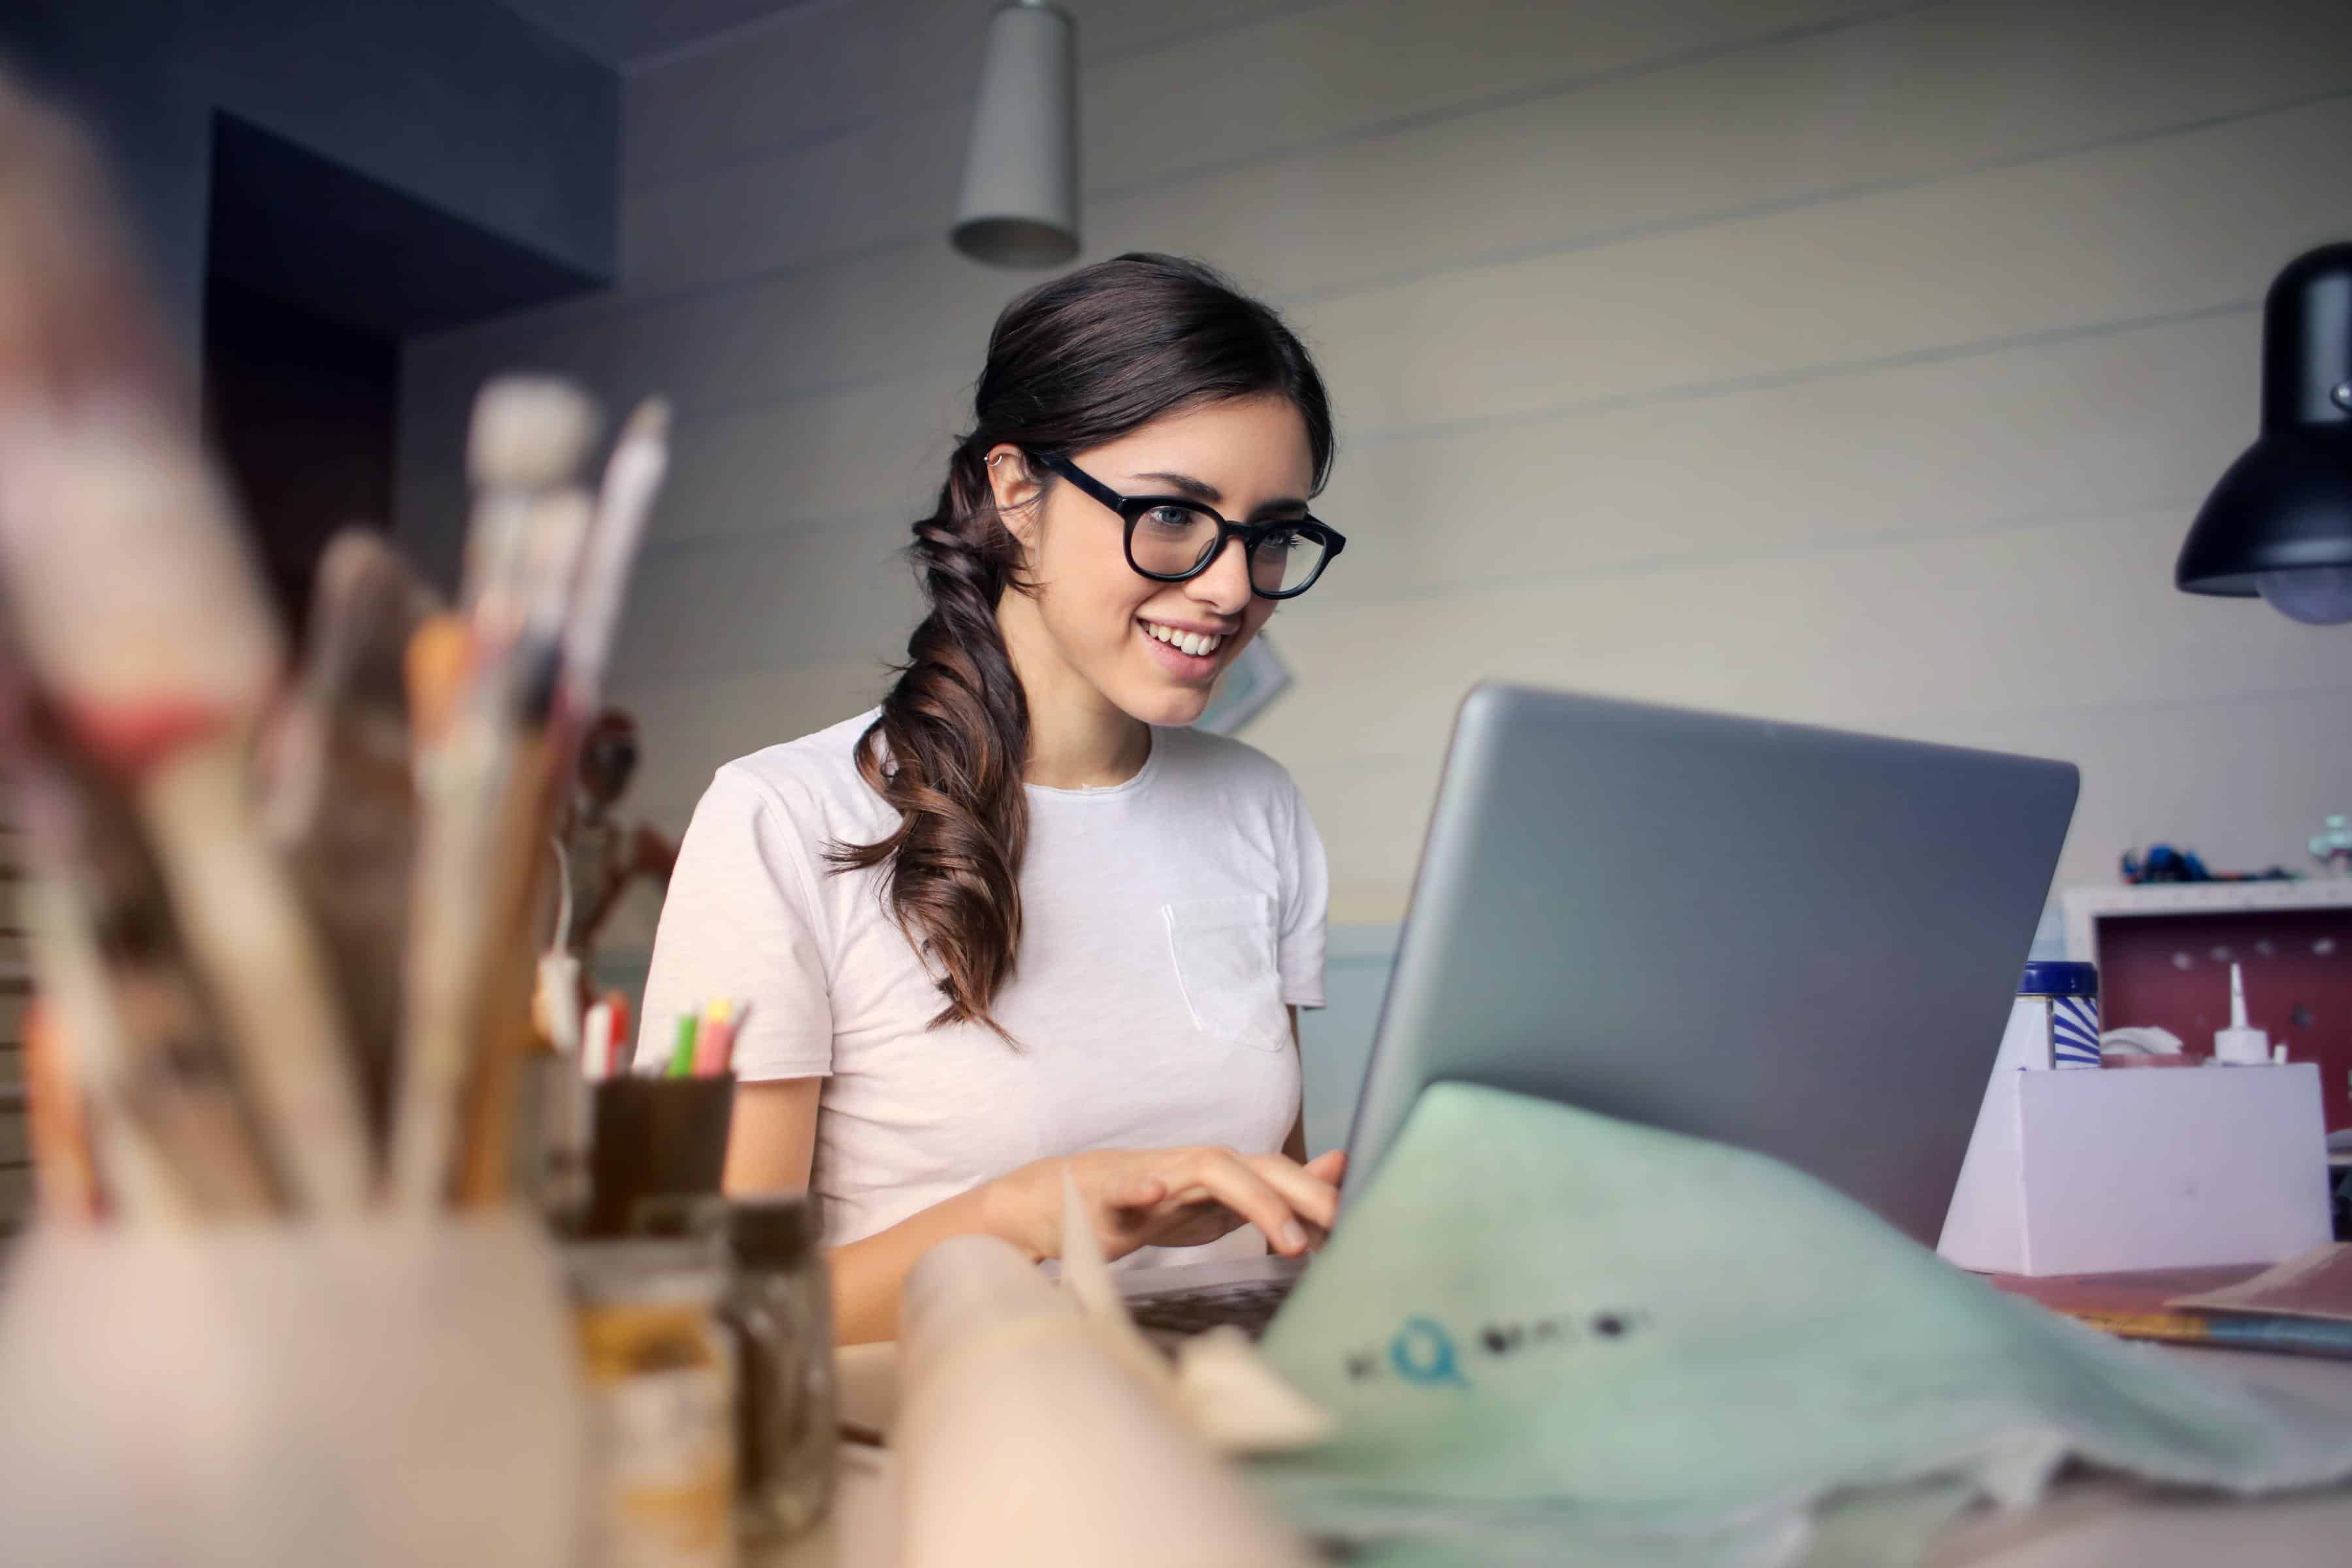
[984, 444, 1044, 547]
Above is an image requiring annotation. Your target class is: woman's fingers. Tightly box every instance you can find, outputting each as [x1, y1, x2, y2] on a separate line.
[1104, 1172, 1168, 1208]
[1179, 1148, 1316, 1256]
[1080, 1147, 1347, 1258]
[1246, 1152, 1341, 1231]
[1303, 1148, 1347, 1184]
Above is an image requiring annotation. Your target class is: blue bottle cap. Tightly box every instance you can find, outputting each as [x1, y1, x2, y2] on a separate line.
[2019, 960, 2097, 998]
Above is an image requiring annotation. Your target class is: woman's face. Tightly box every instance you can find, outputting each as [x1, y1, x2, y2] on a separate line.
[990, 394, 1316, 728]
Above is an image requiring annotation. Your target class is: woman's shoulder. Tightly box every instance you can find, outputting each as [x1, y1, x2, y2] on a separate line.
[706, 709, 890, 827]
[1153, 723, 1304, 804]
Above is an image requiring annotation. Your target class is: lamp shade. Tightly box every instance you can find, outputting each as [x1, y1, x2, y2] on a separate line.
[2176, 243, 2352, 607]
[950, 1, 1079, 269]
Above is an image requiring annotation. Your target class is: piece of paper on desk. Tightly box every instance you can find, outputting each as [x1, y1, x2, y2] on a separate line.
[2174, 1244, 2352, 1325]
[2099, 1026, 2184, 1056]
[1249, 1082, 2352, 1568]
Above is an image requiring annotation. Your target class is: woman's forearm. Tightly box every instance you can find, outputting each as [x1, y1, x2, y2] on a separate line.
[724, 1079, 1043, 1343]
[825, 1175, 1038, 1344]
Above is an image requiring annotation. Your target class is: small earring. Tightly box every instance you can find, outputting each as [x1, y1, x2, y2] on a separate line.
[988, 453, 1005, 468]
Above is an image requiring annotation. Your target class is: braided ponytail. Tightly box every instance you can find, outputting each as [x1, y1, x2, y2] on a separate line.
[826, 444, 1033, 1035]
[828, 254, 1333, 1038]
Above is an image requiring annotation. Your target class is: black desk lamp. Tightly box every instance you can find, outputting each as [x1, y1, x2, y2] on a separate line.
[2177, 243, 2352, 623]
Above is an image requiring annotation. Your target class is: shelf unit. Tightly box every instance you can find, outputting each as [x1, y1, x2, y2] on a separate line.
[2061, 880, 2352, 967]
[2061, 880, 2352, 1132]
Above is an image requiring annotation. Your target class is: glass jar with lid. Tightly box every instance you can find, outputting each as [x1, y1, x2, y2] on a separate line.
[719, 1196, 837, 1542]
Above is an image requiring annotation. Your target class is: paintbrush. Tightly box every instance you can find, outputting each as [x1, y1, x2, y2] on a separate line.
[8, 703, 283, 1220]
[20, 998, 102, 1224]
[0, 646, 276, 1222]
[0, 532, 276, 1222]
[0, 73, 185, 420]
[448, 487, 600, 1205]
[389, 379, 599, 1209]
[0, 81, 370, 1214]
[17, 859, 193, 1224]
[257, 529, 444, 1152]
[448, 751, 570, 1206]
[450, 400, 671, 1201]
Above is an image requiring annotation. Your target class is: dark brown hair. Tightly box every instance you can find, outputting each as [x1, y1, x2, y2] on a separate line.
[827, 253, 1335, 1037]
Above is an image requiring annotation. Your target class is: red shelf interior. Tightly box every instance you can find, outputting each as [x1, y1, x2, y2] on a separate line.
[2098, 907, 2352, 1132]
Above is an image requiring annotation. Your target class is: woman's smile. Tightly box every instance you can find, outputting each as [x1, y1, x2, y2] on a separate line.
[1135, 614, 1234, 683]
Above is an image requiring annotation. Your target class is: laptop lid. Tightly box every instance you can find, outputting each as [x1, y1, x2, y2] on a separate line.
[1341, 684, 2078, 1244]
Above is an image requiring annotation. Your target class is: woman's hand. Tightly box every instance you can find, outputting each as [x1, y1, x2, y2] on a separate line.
[985, 1145, 1347, 1264]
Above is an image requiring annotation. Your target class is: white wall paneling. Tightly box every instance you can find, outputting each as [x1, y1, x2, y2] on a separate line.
[397, 0, 2352, 936]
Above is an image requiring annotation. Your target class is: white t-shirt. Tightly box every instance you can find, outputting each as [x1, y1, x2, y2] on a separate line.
[635, 711, 1330, 1260]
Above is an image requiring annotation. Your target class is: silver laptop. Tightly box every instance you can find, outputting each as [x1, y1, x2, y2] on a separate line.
[1120, 683, 2078, 1339]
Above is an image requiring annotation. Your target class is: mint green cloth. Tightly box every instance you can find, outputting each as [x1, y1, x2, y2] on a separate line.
[1251, 1083, 2352, 1566]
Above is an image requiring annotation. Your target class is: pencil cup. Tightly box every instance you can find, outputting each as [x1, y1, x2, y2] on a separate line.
[0, 1207, 586, 1568]
[585, 1072, 736, 1237]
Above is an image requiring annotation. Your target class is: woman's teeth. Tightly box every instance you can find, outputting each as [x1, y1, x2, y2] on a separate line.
[1143, 621, 1222, 658]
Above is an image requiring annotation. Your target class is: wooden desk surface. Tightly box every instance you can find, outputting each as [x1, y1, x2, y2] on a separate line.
[764, 1343, 2352, 1567]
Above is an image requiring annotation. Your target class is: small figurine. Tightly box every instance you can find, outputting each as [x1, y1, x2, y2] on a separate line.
[559, 708, 678, 990]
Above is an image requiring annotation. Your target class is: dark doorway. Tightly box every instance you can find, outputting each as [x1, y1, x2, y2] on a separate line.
[201, 274, 398, 629]
[199, 112, 604, 628]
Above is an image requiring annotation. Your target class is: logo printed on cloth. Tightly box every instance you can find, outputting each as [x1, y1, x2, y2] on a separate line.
[1342, 1307, 1652, 1390]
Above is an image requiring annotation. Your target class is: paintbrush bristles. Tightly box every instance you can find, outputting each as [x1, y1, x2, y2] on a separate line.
[0, 406, 284, 723]
[559, 398, 672, 713]
[0, 72, 184, 414]
[614, 398, 670, 457]
[467, 378, 602, 491]
[0, 85, 276, 717]
[404, 615, 472, 749]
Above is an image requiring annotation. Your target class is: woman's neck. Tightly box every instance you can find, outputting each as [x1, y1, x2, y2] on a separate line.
[1000, 594, 1152, 790]
[1026, 698, 1151, 790]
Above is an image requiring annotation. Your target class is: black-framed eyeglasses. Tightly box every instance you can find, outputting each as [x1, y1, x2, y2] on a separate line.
[1036, 453, 1346, 600]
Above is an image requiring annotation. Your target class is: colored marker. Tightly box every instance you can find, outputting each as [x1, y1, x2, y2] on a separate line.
[711, 1000, 747, 1073]
[581, 1001, 614, 1083]
[604, 992, 631, 1078]
[694, 998, 732, 1075]
[668, 1012, 698, 1078]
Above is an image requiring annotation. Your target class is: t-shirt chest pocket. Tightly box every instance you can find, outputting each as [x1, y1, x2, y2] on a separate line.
[1162, 895, 1289, 1051]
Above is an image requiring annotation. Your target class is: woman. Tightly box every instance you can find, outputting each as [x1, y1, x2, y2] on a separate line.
[638, 253, 1349, 1343]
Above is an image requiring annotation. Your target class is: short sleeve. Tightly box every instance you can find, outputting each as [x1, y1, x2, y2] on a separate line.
[1277, 780, 1329, 1009]
[634, 765, 835, 1080]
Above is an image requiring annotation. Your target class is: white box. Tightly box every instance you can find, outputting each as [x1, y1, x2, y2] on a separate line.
[1938, 1062, 2334, 1277]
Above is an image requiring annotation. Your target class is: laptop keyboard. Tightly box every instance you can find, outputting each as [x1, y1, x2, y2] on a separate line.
[1126, 1277, 1298, 1341]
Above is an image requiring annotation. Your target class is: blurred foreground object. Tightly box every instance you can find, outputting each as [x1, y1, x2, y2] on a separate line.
[0, 72, 669, 1218]
[0, 67, 364, 1216]
[0, 1211, 584, 1567]
[259, 531, 446, 1145]
[0, 73, 675, 1565]
[897, 1230, 1318, 1568]
[1251, 1082, 2352, 1564]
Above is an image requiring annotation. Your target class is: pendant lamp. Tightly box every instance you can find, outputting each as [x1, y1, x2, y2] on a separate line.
[949, 1, 1079, 269]
[2177, 243, 2352, 623]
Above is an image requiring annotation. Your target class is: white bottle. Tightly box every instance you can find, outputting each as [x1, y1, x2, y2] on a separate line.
[2211, 962, 2273, 1065]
